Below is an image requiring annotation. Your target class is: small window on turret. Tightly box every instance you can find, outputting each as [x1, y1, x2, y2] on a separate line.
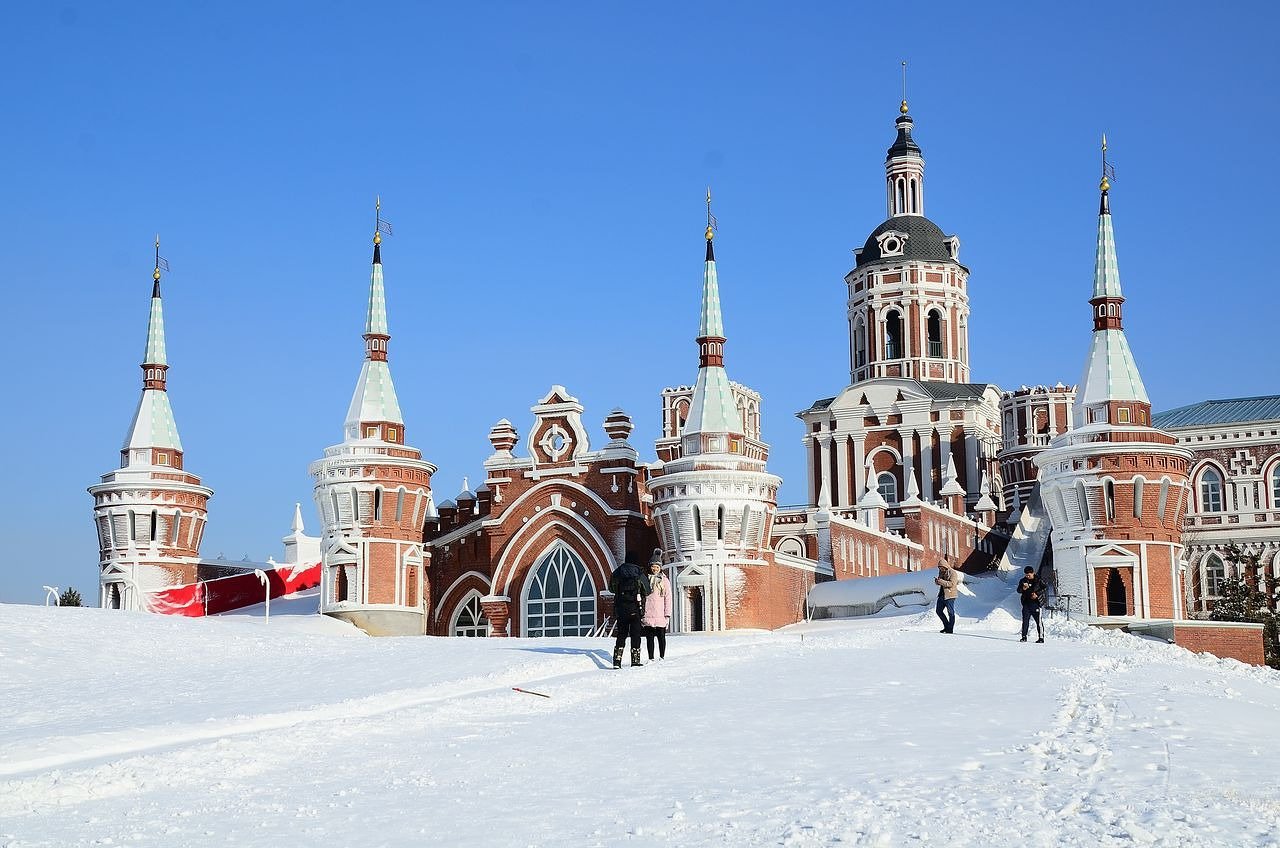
[1117, 407, 1130, 424]
[156, 453, 169, 466]
[366, 426, 378, 438]
[388, 428, 398, 442]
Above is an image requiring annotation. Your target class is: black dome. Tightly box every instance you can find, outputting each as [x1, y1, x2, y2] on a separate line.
[856, 215, 959, 268]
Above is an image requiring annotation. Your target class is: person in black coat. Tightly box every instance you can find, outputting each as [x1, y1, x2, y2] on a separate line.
[609, 555, 652, 668]
[1017, 566, 1046, 643]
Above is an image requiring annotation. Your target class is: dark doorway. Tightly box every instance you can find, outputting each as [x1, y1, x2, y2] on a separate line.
[689, 586, 705, 632]
[1105, 568, 1127, 616]
[108, 583, 121, 610]
[336, 567, 349, 603]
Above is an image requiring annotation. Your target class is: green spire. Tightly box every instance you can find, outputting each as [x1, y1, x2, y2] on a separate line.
[144, 235, 168, 367]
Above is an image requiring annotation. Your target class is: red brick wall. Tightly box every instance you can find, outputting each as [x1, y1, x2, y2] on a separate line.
[726, 562, 814, 630]
[1173, 624, 1266, 666]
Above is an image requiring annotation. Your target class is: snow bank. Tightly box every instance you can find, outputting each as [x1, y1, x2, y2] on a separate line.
[1, 587, 1278, 847]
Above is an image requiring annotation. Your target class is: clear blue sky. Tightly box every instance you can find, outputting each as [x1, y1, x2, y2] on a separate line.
[2, 2, 1277, 603]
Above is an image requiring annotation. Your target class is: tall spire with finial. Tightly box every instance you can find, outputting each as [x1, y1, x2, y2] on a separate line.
[886, 63, 924, 216]
[683, 188, 744, 454]
[1074, 135, 1150, 427]
[122, 236, 182, 464]
[344, 196, 405, 443]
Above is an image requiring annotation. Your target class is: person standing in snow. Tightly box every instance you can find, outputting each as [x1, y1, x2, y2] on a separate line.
[609, 554, 652, 669]
[640, 552, 672, 661]
[934, 559, 960, 634]
[1017, 566, 1046, 643]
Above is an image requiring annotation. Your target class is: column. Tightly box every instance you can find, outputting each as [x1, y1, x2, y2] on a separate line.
[965, 429, 980, 501]
[852, 435, 866, 508]
[805, 435, 817, 506]
[899, 429, 914, 498]
[920, 429, 935, 502]
[818, 434, 833, 507]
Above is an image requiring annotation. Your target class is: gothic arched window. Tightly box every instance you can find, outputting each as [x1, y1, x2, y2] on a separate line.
[884, 310, 903, 360]
[451, 592, 490, 637]
[524, 546, 596, 637]
[1199, 468, 1224, 513]
[853, 319, 867, 368]
[1271, 464, 1280, 508]
[927, 310, 944, 358]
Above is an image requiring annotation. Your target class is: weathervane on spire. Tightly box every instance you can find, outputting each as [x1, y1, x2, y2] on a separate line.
[374, 195, 394, 245]
[152, 234, 170, 284]
[705, 186, 718, 242]
[1100, 134, 1115, 192]
[900, 60, 909, 114]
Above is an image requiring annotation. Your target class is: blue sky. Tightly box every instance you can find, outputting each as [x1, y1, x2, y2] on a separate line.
[2, 2, 1277, 603]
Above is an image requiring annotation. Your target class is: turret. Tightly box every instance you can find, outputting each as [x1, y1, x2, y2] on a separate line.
[90, 237, 212, 610]
[309, 200, 437, 636]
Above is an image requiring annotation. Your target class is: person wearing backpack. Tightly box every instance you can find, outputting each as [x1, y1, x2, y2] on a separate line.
[609, 554, 652, 668]
[1017, 566, 1046, 643]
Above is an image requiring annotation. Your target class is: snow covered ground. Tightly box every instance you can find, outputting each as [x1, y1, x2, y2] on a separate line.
[2, 578, 1278, 847]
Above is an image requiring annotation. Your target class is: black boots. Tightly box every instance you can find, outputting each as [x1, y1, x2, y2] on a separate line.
[612, 646, 624, 669]
[630, 648, 644, 667]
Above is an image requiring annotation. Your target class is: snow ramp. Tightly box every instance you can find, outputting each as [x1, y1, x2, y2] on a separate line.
[994, 485, 1050, 578]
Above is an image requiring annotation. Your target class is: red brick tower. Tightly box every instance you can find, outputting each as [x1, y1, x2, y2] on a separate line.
[89, 238, 212, 610]
[1034, 140, 1192, 618]
[310, 201, 437, 635]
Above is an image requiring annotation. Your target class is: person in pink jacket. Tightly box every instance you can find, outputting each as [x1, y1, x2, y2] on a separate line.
[641, 552, 673, 660]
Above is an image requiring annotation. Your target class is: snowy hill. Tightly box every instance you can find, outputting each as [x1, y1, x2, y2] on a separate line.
[2, 578, 1278, 847]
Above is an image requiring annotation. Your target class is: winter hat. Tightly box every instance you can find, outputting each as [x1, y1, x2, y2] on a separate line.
[1024, 566, 1035, 574]
[649, 550, 663, 565]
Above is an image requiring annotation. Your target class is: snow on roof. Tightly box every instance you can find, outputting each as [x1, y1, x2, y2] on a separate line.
[807, 570, 953, 610]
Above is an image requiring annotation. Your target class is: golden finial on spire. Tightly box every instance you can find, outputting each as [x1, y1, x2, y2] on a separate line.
[1100, 133, 1111, 193]
[374, 195, 382, 244]
[900, 61, 909, 114]
[153, 234, 162, 281]
[704, 186, 717, 241]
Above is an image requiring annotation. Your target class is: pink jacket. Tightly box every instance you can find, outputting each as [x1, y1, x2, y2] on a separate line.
[641, 572, 672, 628]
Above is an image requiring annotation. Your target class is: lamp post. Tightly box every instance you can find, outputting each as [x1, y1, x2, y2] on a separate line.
[42, 586, 60, 607]
[253, 569, 271, 624]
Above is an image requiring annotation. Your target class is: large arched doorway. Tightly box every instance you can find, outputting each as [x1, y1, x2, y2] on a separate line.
[524, 546, 596, 637]
[1105, 568, 1128, 616]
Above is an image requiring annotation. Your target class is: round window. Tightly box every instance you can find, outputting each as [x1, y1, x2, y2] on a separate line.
[884, 238, 899, 253]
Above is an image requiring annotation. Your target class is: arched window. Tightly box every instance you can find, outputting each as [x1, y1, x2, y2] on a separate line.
[373, 488, 383, 521]
[451, 592, 490, 637]
[896, 179, 905, 214]
[524, 546, 596, 637]
[1157, 477, 1171, 522]
[1204, 554, 1226, 597]
[909, 179, 918, 213]
[927, 310, 944, 358]
[1199, 468, 1224, 513]
[853, 319, 867, 368]
[1133, 478, 1144, 519]
[150, 509, 159, 542]
[958, 319, 967, 362]
[693, 506, 703, 542]
[128, 510, 137, 541]
[1104, 480, 1116, 521]
[172, 510, 183, 544]
[716, 505, 725, 541]
[1076, 481, 1090, 524]
[1272, 464, 1280, 508]
[877, 472, 898, 504]
[395, 488, 406, 524]
[884, 310, 903, 359]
